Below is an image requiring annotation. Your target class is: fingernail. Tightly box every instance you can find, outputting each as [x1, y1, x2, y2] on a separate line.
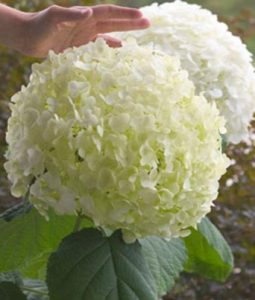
[134, 9, 143, 18]
[81, 7, 93, 17]
[140, 17, 151, 28]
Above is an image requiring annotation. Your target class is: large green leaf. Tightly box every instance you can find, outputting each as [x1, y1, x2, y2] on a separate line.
[0, 208, 83, 279]
[47, 228, 157, 300]
[0, 282, 27, 300]
[140, 237, 187, 296]
[184, 217, 234, 282]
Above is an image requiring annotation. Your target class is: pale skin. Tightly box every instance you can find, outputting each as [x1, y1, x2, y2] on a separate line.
[0, 4, 150, 58]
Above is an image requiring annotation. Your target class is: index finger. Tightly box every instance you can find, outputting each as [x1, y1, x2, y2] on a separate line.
[96, 18, 150, 34]
[92, 4, 143, 20]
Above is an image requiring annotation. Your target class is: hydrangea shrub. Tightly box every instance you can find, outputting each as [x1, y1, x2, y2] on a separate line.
[4, 39, 229, 242]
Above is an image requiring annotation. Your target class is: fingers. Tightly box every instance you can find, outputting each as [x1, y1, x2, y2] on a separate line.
[92, 4, 142, 20]
[47, 5, 92, 22]
[94, 34, 122, 48]
[96, 18, 150, 34]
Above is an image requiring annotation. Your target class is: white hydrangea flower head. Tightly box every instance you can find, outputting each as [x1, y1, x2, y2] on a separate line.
[5, 39, 229, 242]
[113, 1, 255, 144]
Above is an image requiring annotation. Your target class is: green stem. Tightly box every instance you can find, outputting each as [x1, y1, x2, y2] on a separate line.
[21, 286, 48, 296]
[73, 214, 82, 232]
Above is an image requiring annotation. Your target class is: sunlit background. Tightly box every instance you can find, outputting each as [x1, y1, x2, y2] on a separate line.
[0, 1, 255, 299]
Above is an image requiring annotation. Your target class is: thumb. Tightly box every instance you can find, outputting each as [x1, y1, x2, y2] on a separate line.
[48, 5, 92, 23]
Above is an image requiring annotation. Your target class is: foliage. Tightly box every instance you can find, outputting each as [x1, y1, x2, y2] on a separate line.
[140, 237, 187, 295]
[0, 209, 233, 299]
[0, 282, 27, 300]
[47, 229, 157, 300]
[0, 208, 80, 279]
[184, 218, 233, 282]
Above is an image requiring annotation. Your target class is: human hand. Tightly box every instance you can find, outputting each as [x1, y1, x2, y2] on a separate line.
[20, 4, 150, 58]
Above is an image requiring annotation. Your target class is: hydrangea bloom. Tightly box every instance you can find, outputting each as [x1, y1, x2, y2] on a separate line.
[114, 1, 255, 144]
[5, 39, 229, 242]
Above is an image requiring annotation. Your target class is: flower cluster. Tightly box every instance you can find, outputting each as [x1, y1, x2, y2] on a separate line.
[114, 1, 255, 144]
[5, 39, 229, 242]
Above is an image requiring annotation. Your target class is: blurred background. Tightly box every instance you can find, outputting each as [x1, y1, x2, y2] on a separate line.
[0, 1, 255, 299]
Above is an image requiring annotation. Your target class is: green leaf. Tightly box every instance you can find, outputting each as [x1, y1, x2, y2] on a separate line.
[140, 237, 187, 296]
[47, 228, 157, 300]
[0, 282, 27, 300]
[0, 208, 85, 279]
[184, 217, 234, 282]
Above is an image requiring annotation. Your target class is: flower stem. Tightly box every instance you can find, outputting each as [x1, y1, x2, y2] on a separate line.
[21, 286, 48, 296]
[73, 214, 82, 232]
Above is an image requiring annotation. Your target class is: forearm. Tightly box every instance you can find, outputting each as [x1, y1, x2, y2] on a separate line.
[0, 4, 28, 51]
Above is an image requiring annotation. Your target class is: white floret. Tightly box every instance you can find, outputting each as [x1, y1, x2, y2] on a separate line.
[114, 1, 255, 144]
